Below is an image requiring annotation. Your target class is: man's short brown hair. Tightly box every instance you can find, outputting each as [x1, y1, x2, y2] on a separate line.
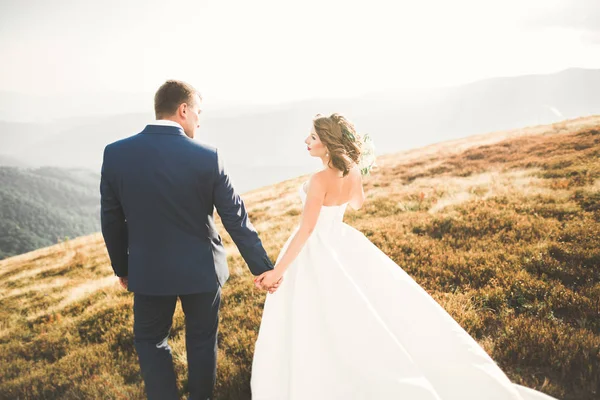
[154, 80, 201, 119]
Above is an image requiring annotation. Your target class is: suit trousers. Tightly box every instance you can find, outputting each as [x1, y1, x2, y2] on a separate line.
[133, 288, 221, 400]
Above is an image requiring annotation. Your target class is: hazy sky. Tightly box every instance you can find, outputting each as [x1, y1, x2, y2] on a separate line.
[1, 0, 599, 107]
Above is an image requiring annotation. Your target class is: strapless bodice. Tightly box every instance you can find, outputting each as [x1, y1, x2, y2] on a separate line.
[298, 182, 348, 229]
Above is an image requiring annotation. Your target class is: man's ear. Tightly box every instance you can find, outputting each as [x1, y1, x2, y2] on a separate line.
[178, 102, 187, 118]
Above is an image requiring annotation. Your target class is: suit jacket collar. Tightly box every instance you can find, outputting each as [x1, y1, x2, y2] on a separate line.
[140, 124, 186, 136]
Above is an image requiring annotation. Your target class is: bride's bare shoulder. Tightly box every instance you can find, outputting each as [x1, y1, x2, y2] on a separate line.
[309, 171, 328, 185]
[345, 165, 361, 184]
[304, 171, 328, 192]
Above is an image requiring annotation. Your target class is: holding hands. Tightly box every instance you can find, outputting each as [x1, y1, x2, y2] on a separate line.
[255, 269, 284, 294]
[118, 276, 128, 290]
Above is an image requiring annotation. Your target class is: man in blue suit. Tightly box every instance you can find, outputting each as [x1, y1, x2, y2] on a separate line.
[100, 80, 280, 400]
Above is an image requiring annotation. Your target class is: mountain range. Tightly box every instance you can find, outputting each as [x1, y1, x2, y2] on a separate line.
[1, 68, 599, 193]
[1, 67, 600, 259]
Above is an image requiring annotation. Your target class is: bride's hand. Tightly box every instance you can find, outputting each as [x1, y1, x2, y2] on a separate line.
[255, 270, 284, 293]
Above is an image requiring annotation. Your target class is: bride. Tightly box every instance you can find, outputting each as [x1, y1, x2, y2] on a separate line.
[250, 113, 558, 400]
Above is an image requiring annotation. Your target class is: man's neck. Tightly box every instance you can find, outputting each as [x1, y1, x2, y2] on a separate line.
[152, 119, 184, 129]
[157, 117, 178, 123]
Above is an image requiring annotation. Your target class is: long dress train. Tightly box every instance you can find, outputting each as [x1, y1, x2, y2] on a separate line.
[251, 182, 558, 400]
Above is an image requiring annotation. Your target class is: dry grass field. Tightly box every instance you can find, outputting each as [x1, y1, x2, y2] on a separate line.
[1, 115, 599, 399]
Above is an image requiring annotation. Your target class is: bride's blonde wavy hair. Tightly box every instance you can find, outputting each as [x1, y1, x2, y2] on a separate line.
[313, 113, 362, 177]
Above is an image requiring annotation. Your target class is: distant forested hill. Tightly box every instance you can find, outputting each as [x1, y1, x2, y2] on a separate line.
[0, 166, 100, 259]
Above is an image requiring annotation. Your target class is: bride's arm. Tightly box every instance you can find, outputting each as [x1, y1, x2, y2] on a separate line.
[260, 173, 326, 284]
[349, 165, 365, 210]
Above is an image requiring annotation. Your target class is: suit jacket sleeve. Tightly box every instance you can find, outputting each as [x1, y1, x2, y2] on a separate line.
[100, 145, 129, 277]
[213, 148, 274, 275]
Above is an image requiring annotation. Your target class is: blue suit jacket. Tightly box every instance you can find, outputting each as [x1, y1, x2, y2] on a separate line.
[100, 124, 274, 295]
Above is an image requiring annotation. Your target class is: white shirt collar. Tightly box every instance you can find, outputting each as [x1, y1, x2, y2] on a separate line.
[148, 119, 184, 130]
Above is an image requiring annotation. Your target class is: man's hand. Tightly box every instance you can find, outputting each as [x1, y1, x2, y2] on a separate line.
[118, 276, 128, 290]
[254, 270, 283, 294]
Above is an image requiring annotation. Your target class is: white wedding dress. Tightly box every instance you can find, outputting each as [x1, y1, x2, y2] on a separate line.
[250, 181, 558, 400]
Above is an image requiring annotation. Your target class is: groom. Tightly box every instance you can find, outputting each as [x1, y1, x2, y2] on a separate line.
[100, 80, 280, 400]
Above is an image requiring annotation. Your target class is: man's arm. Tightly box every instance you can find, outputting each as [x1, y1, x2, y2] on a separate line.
[100, 145, 128, 278]
[213, 149, 274, 275]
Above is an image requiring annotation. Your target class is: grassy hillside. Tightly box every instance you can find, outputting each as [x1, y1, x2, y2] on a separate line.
[0, 116, 599, 399]
[0, 166, 100, 259]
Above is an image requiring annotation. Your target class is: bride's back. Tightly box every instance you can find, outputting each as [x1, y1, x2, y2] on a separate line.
[318, 165, 364, 209]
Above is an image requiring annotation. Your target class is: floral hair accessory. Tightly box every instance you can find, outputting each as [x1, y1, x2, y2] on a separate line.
[358, 134, 376, 176]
